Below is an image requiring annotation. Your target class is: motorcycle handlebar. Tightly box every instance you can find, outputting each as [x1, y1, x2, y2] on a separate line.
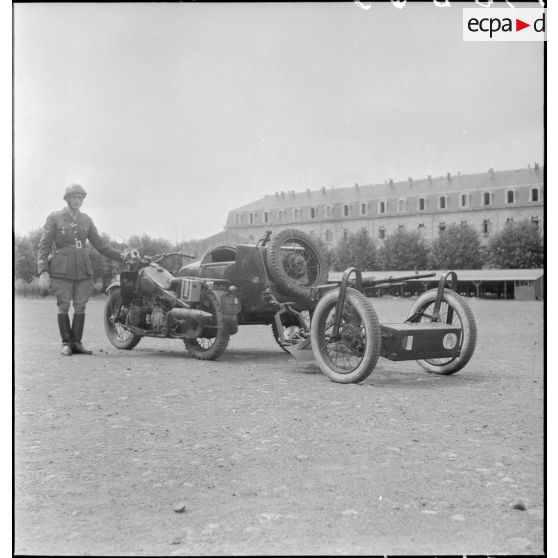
[123, 250, 196, 267]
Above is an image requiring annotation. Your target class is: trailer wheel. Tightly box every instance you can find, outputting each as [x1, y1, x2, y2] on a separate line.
[311, 287, 382, 383]
[266, 229, 328, 300]
[407, 289, 477, 375]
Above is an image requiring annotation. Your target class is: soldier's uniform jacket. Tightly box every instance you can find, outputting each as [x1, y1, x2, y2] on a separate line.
[38, 207, 121, 280]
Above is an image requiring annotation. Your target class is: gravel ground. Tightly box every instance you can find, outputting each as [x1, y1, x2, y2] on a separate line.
[14, 295, 544, 556]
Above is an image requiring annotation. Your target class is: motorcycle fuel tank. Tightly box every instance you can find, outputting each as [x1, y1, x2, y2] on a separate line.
[139, 264, 175, 292]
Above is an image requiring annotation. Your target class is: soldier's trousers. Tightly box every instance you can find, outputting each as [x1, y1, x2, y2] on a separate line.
[50, 277, 94, 314]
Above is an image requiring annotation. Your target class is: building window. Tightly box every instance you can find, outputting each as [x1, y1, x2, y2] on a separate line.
[343, 204, 350, 217]
[310, 207, 316, 219]
[506, 190, 516, 204]
[278, 209, 284, 222]
[483, 192, 492, 206]
[360, 202, 367, 216]
[438, 222, 446, 234]
[397, 198, 406, 213]
[531, 216, 540, 228]
[418, 223, 425, 236]
[325, 229, 333, 241]
[326, 205, 333, 217]
[460, 193, 469, 208]
[343, 228, 349, 240]
[482, 219, 490, 236]
[530, 187, 540, 202]
[264, 211, 269, 224]
[235, 213, 241, 225]
[293, 208, 300, 220]
[418, 197, 426, 211]
[378, 201, 387, 214]
[378, 227, 386, 240]
[439, 195, 447, 210]
[249, 212, 255, 225]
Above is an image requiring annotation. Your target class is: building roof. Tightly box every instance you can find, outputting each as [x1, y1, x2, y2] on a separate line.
[231, 166, 544, 213]
[328, 269, 544, 283]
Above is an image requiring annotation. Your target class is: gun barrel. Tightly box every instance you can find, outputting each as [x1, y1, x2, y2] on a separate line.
[363, 272, 437, 288]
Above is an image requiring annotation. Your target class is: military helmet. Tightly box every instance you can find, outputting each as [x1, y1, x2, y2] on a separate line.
[63, 183, 87, 200]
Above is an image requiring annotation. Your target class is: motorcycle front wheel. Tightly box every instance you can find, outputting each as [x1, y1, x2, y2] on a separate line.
[183, 291, 230, 360]
[104, 287, 142, 350]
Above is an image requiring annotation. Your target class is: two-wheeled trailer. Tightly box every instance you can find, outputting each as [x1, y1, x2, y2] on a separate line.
[272, 268, 477, 383]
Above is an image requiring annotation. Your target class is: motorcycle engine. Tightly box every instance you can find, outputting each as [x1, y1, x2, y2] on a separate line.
[151, 306, 167, 330]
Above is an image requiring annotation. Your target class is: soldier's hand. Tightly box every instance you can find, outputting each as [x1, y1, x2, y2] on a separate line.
[120, 249, 131, 262]
[39, 271, 51, 296]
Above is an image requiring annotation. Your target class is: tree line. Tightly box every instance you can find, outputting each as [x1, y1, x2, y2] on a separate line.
[321, 219, 543, 272]
[14, 219, 543, 296]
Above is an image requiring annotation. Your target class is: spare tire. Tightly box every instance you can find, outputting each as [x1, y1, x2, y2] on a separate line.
[266, 229, 328, 300]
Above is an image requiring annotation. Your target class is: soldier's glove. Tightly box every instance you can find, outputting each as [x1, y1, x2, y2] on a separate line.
[38, 271, 51, 296]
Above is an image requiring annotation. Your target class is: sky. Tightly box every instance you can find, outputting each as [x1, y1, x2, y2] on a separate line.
[13, 1, 544, 243]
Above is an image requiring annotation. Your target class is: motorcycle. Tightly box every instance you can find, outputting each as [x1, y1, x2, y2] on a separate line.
[104, 249, 241, 360]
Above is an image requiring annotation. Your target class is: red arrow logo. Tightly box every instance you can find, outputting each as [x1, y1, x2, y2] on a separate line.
[516, 19, 530, 32]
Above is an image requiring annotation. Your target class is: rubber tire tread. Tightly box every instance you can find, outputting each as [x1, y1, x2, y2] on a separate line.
[407, 289, 477, 375]
[311, 287, 381, 384]
[184, 291, 230, 360]
[266, 228, 328, 300]
[103, 288, 142, 350]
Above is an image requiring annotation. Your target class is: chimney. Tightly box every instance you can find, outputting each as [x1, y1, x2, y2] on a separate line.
[389, 178, 394, 187]
[321, 186, 326, 195]
[290, 190, 296, 198]
[281, 190, 285, 197]
[534, 162, 539, 173]
[306, 188, 311, 196]
[428, 175, 432, 184]
[408, 177, 413, 186]
[447, 172, 451, 182]
[489, 168, 494, 177]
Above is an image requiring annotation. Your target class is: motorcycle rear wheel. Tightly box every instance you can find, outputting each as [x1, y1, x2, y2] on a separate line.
[104, 287, 142, 350]
[184, 291, 230, 360]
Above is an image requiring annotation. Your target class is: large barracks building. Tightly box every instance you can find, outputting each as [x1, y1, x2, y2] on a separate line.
[225, 165, 544, 246]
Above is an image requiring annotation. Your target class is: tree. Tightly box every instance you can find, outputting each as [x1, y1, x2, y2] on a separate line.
[14, 229, 43, 281]
[429, 222, 483, 269]
[377, 229, 429, 271]
[488, 219, 543, 269]
[307, 234, 334, 270]
[127, 234, 174, 256]
[87, 232, 122, 289]
[332, 229, 377, 271]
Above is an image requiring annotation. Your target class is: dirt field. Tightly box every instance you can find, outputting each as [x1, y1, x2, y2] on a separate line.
[14, 295, 544, 556]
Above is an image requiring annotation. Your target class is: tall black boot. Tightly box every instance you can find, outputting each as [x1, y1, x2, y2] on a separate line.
[57, 313, 73, 356]
[71, 313, 93, 355]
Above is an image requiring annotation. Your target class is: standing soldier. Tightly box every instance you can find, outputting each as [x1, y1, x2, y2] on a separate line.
[37, 184, 128, 356]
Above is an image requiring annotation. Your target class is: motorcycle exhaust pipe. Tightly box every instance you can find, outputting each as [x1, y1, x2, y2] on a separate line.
[167, 307, 213, 339]
[168, 308, 213, 322]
